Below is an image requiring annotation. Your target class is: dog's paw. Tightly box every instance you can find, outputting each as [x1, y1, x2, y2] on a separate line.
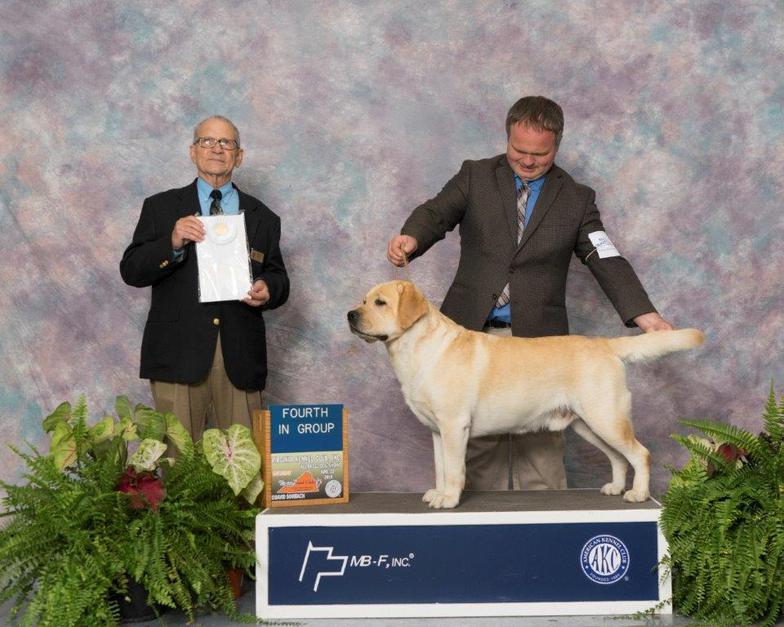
[422, 489, 439, 504]
[600, 482, 624, 496]
[623, 488, 650, 503]
[425, 491, 460, 509]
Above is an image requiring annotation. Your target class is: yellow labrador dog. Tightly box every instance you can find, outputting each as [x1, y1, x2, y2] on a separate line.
[348, 280, 703, 509]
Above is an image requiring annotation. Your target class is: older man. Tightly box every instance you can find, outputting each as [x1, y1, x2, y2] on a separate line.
[121, 115, 289, 440]
[388, 96, 673, 492]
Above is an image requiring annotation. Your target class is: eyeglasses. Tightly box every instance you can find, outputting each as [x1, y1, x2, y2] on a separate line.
[193, 137, 240, 150]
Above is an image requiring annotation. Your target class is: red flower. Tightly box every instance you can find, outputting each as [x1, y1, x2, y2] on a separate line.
[116, 468, 165, 511]
[707, 443, 748, 478]
[717, 443, 747, 463]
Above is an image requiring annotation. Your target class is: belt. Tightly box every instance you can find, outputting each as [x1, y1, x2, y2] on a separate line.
[484, 319, 512, 329]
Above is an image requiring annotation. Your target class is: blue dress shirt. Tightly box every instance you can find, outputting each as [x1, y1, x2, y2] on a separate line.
[195, 177, 240, 215]
[173, 178, 241, 260]
[487, 172, 547, 324]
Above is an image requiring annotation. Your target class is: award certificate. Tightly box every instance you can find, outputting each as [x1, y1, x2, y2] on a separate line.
[195, 214, 252, 302]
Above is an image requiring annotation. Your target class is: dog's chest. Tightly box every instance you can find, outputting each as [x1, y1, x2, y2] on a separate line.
[407, 400, 440, 432]
[388, 326, 467, 432]
[398, 382, 440, 431]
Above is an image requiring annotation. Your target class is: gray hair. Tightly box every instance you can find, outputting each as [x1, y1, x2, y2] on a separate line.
[192, 115, 241, 147]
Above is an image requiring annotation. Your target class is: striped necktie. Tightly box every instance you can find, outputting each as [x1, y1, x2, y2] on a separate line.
[209, 189, 223, 215]
[495, 181, 530, 308]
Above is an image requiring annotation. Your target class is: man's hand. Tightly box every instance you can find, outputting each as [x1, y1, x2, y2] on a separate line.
[171, 216, 205, 250]
[387, 235, 418, 267]
[244, 279, 270, 307]
[633, 312, 674, 332]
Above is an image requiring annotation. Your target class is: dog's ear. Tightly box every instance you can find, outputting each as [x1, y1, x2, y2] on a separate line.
[397, 282, 429, 330]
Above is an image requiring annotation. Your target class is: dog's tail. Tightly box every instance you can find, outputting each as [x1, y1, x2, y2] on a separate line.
[608, 329, 704, 363]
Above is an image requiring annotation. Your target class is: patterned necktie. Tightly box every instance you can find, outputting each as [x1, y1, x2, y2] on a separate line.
[209, 189, 223, 215]
[495, 181, 531, 308]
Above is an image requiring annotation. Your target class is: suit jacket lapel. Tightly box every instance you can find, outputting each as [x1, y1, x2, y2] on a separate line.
[495, 160, 519, 246]
[179, 179, 201, 218]
[518, 165, 564, 249]
[237, 184, 261, 240]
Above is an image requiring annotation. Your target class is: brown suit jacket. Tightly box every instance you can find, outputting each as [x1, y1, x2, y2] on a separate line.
[401, 155, 655, 337]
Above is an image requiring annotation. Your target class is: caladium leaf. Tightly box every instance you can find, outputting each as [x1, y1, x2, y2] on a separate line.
[43, 401, 71, 433]
[240, 472, 264, 505]
[202, 425, 261, 496]
[129, 439, 167, 473]
[114, 396, 133, 420]
[116, 468, 165, 511]
[134, 406, 166, 441]
[118, 417, 139, 442]
[88, 416, 115, 444]
[50, 421, 77, 470]
[164, 412, 193, 456]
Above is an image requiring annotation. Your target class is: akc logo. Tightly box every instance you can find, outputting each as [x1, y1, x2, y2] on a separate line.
[580, 535, 630, 584]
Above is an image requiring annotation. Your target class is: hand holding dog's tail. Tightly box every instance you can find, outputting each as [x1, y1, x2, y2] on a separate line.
[609, 329, 704, 363]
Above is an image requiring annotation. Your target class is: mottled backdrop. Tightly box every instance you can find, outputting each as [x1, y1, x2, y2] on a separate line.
[1, 1, 782, 495]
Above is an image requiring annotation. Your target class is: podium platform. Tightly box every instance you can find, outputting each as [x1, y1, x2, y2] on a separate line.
[256, 490, 671, 619]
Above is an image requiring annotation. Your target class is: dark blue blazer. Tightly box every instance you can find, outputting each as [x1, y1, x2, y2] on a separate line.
[120, 180, 289, 390]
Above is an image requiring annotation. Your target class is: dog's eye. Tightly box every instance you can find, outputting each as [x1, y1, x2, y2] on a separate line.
[374, 298, 386, 306]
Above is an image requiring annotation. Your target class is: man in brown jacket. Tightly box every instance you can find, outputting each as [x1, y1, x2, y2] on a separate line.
[387, 96, 673, 492]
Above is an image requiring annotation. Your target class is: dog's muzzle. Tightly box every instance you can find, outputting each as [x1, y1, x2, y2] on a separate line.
[347, 309, 387, 342]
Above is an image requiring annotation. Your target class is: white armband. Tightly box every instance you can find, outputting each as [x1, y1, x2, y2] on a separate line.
[588, 231, 621, 259]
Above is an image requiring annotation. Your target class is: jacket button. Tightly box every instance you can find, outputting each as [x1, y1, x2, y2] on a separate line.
[212, 318, 220, 326]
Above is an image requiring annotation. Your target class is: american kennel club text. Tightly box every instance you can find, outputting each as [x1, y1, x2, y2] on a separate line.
[580, 535, 630, 584]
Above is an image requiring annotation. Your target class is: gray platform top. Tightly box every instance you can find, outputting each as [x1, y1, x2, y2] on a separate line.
[261, 489, 662, 516]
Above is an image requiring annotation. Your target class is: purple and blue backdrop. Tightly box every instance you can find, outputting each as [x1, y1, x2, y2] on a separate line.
[1, 1, 782, 494]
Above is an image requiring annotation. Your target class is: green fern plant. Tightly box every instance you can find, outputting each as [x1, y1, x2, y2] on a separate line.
[0, 396, 262, 626]
[660, 384, 784, 626]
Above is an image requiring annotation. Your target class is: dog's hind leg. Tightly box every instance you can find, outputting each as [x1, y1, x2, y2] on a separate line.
[423, 432, 446, 505]
[570, 418, 628, 496]
[425, 422, 470, 509]
[581, 413, 651, 502]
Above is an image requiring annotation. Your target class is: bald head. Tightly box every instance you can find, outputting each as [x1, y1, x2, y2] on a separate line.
[193, 115, 241, 148]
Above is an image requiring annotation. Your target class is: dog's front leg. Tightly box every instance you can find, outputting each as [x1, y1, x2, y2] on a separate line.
[422, 432, 445, 505]
[425, 423, 469, 509]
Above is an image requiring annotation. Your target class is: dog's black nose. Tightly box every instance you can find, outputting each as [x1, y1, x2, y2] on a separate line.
[347, 310, 359, 324]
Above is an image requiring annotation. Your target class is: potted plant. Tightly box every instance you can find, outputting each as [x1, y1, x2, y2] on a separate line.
[0, 396, 263, 626]
[659, 385, 784, 626]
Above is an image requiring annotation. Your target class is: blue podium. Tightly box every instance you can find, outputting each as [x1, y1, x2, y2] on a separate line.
[256, 490, 671, 619]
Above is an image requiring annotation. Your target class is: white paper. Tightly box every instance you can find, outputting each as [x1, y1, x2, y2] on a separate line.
[588, 230, 621, 259]
[196, 214, 252, 302]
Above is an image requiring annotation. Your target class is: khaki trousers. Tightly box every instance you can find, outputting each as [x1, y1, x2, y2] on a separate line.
[150, 334, 262, 441]
[464, 326, 568, 491]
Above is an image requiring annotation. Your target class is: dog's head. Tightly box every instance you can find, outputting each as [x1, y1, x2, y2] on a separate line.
[347, 280, 429, 343]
